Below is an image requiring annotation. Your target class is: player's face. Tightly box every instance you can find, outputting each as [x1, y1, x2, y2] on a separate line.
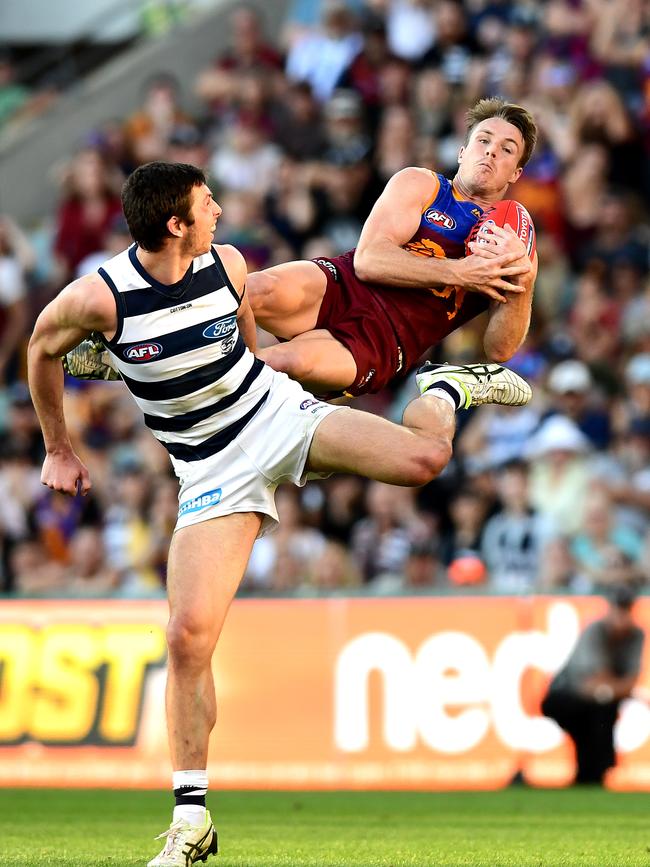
[183, 184, 222, 255]
[457, 118, 525, 197]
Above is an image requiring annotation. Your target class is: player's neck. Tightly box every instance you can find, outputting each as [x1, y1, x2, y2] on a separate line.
[452, 176, 507, 210]
[136, 245, 193, 286]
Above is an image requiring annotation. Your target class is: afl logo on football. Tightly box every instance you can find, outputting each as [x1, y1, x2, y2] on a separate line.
[124, 342, 163, 362]
[424, 209, 456, 230]
[203, 316, 237, 340]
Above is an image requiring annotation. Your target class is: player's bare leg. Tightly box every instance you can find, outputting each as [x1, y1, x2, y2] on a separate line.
[165, 511, 262, 768]
[258, 329, 357, 394]
[247, 261, 327, 338]
[307, 394, 456, 486]
[149, 511, 262, 867]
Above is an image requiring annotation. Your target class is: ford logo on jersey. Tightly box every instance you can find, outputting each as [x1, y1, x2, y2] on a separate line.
[124, 342, 163, 362]
[424, 208, 457, 230]
[203, 316, 237, 340]
[178, 487, 222, 517]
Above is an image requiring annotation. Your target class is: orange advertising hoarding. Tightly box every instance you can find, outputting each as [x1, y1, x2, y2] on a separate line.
[1, 596, 650, 789]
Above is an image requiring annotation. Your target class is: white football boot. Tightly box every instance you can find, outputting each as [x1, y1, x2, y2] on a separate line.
[416, 361, 532, 409]
[147, 811, 218, 866]
[63, 335, 121, 381]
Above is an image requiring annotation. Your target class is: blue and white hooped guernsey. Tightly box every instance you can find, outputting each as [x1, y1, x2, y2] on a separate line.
[97, 244, 274, 468]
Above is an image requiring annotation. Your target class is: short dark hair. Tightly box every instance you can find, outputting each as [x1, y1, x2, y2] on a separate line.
[465, 98, 538, 168]
[121, 161, 206, 252]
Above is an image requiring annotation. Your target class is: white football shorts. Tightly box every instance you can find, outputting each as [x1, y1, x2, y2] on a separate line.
[173, 370, 347, 537]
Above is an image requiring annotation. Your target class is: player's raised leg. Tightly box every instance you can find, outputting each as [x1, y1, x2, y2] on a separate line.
[258, 329, 357, 394]
[247, 260, 327, 338]
[307, 391, 455, 485]
[307, 361, 532, 482]
[148, 511, 263, 867]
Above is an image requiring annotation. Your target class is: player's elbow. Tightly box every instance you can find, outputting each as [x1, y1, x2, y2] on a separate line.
[353, 247, 377, 283]
[484, 344, 515, 365]
[483, 333, 522, 365]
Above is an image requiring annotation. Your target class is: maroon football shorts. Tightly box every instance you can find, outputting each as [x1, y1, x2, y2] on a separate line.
[312, 251, 403, 396]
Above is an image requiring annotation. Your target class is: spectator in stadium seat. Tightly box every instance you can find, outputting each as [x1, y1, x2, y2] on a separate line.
[244, 487, 327, 592]
[591, 417, 650, 538]
[541, 585, 644, 784]
[306, 539, 361, 594]
[545, 359, 611, 450]
[209, 117, 282, 198]
[285, 0, 363, 103]
[459, 403, 542, 471]
[75, 213, 132, 279]
[194, 5, 283, 117]
[569, 271, 622, 366]
[570, 489, 645, 592]
[440, 485, 490, 575]
[53, 148, 123, 282]
[9, 535, 66, 595]
[612, 354, 650, 439]
[123, 73, 191, 166]
[383, 0, 436, 64]
[270, 82, 327, 161]
[63, 526, 120, 596]
[526, 414, 592, 536]
[165, 124, 209, 172]
[350, 481, 430, 583]
[481, 459, 552, 593]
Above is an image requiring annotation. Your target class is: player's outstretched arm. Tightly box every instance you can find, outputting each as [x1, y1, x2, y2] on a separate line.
[353, 167, 529, 298]
[28, 274, 117, 496]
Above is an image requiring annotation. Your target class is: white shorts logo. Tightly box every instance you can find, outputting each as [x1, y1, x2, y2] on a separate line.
[178, 487, 222, 517]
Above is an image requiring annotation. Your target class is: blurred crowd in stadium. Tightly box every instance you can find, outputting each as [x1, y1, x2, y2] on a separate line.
[1, 0, 649, 598]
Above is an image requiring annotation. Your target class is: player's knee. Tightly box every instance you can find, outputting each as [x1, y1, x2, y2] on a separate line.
[259, 344, 314, 382]
[407, 440, 452, 486]
[166, 613, 217, 669]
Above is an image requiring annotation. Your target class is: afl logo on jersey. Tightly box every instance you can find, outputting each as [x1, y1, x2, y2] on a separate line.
[203, 316, 237, 340]
[124, 342, 163, 362]
[424, 209, 457, 230]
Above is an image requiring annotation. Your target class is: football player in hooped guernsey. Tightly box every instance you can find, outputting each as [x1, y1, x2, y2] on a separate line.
[248, 97, 539, 397]
[29, 162, 533, 866]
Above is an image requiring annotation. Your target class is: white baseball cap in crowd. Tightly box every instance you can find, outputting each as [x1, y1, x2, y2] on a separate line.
[547, 359, 591, 394]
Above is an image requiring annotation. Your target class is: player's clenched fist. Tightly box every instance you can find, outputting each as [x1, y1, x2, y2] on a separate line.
[41, 450, 92, 496]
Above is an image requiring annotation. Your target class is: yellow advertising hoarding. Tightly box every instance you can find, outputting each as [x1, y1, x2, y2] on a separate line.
[1, 596, 649, 789]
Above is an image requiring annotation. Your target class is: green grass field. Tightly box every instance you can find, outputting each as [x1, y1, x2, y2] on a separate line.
[1, 787, 649, 866]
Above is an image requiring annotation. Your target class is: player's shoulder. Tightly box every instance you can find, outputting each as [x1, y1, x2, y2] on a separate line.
[387, 166, 440, 201]
[57, 272, 116, 329]
[65, 271, 113, 300]
[212, 243, 246, 293]
[388, 166, 440, 187]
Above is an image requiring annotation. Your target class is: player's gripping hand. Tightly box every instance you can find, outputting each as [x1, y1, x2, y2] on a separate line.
[469, 224, 532, 264]
[453, 246, 530, 304]
[41, 448, 92, 497]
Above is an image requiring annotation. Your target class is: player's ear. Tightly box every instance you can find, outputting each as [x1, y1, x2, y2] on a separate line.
[457, 145, 465, 166]
[509, 166, 523, 184]
[167, 215, 183, 239]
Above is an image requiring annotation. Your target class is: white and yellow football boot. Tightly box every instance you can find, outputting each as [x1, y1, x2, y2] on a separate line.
[147, 811, 218, 866]
[62, 335, 121, 381]
[416, 361, 532, 409]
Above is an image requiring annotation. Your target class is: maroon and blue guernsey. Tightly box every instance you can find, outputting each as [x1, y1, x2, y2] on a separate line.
[312, 173, 531, 396]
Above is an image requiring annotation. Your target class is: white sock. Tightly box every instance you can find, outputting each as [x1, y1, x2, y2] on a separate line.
[173, 804, 207, 825]
[172, 769, 208, 825]
[425, 386, 462, 411]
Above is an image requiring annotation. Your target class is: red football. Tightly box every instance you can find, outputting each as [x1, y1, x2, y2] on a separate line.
[465, 199, 536, 260]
